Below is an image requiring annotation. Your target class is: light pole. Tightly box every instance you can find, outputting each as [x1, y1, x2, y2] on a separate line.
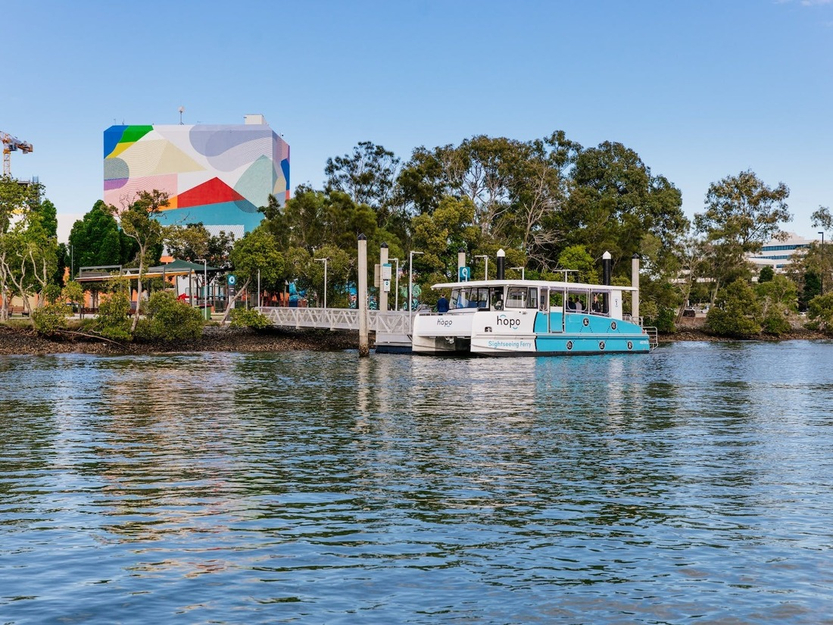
[474, 254, 488, 280]
[315, 258, 328, 309]
[196, 259, 208, 313]
[389, 257, 400, 310]
[512, 266, 525, 280]
[409, 250, 423, 321]
[69, 244, 74, 281]
[819, 231, 825, 295]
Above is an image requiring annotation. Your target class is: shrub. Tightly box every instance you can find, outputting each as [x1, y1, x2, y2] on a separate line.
[761, 308, 791, 336]
[135, 291, 203, 342]
[31, 303, 70, 336]
[229, 308, 271, 330]
[646, 307, 676, 333]
[705, 279, 762, 338]
[95, 292, 133, 342]
[806, 293, 833, 335]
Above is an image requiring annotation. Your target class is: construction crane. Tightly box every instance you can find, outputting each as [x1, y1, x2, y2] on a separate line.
[1, 131, 34, 177]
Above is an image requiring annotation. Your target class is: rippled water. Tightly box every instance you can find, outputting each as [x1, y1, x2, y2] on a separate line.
[2, 341, 833, 623]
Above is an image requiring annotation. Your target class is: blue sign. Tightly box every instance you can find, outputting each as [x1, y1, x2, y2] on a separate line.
[459, 266, 471, 281]
[227, 274, 237, 286]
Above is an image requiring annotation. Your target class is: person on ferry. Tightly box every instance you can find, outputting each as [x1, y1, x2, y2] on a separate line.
[437, 294, 449, 314]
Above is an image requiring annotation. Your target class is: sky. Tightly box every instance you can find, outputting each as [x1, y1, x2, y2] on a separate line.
[4, 0, 833, 243]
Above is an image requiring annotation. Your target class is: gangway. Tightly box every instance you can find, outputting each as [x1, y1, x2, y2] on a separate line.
[258, 307, 413, 352]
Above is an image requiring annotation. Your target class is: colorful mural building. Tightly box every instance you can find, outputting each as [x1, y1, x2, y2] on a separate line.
[103, 114, 289, 237]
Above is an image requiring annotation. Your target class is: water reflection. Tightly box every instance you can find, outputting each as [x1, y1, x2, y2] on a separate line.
[1, 343, 833, 622]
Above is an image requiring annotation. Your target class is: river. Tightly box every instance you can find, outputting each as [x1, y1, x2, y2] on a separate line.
[1, 341, 832, 623]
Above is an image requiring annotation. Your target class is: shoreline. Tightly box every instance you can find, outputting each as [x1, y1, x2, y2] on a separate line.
[0, 323, 829, 356]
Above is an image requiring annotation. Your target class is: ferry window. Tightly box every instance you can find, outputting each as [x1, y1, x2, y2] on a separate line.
[550, 291, 564, 309]
[539, 288, 549, 312]
[451, 288, 464, 309]
[591, 291, 608, 315]
[506, 287, 527, 308]
[566, 291, 587, 312]
[473, 288, 489, 309]
[491, 288, 504, 310]
[527, 288, 538, 309]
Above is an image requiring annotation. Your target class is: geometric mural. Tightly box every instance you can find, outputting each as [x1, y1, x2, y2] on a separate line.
[104, 116, 290, 233]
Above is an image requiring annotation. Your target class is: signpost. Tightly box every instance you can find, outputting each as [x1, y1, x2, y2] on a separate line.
[227, 274, 237, 305]
[458, 266, 471, 282]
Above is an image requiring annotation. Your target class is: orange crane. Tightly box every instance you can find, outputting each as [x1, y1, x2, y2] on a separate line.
[1, 131, 33, 176]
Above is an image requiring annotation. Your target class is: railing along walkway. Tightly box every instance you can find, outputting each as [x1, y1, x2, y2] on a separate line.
[258, 307, 412, 334]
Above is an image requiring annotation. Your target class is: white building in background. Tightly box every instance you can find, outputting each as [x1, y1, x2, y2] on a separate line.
[748, 233, 814, 273]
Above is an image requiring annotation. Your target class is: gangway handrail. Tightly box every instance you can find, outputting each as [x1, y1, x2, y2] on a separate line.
[258, 307, 412, 334]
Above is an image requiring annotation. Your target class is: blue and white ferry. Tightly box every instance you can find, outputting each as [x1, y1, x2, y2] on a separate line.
[412, 277, 657, 356]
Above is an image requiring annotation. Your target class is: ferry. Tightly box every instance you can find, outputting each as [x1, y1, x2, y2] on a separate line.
[411, 276, 657, 356]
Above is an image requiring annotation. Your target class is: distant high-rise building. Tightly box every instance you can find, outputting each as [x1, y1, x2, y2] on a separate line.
[103, 115, 289, 238]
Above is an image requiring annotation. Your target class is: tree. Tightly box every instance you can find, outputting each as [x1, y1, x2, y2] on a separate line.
[558, 141, 688, 280]
[705, 279, 762, 338]
[135, 290, 203, 342]
[811, 206, 833, 233]
[411, 196, 480, 284]
[109, 190, 169, 331]
[756, 274, 796, 335]
[94, 280, 133, 341]
[0, 176, 47, 319]
[758, 265, 774, 283]
[508, 131, 581, 270]
[68, 200, 137, 276]
[224, 227, 284, 322]
[557, 245, 597, 283]
[325, 141, 400, 217]
[694, 171, 791, 299]
[807, 293, 833, 335]
[306, 244, 352, 308]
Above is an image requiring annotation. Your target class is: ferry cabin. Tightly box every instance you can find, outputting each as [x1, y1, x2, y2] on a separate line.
[411, 279, 653, 356]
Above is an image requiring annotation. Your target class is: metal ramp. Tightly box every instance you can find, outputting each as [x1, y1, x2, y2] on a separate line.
[258, 307, 414, 351]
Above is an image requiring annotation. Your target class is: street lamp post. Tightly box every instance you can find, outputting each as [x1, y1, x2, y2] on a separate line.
[819, 232, 825, 295]
[196, 259, 208, 312]
[315, 258, 328, 309]
[474, 254, 488, 280]
[389, 257, 400, 310]
[511, 266, 525, 280]
[409, 250, 424, 321]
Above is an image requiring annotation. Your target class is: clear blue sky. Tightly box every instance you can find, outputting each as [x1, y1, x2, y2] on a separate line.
[4, 0, 833, 242]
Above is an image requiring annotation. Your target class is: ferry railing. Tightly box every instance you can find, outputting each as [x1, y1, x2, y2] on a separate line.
[258, 307, 412, 334]
[643, 326, 659, 349]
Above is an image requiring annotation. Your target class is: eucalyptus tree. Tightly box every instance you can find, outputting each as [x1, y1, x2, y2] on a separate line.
[557, 141, 687, 278]
[411, 196, 481, 284]
[0, 177, 59, 316]
[694, 170, 791, 301]
[109, 190, 169, 330]
[325, 141, 400, 217]
[508, 131, 581, 270]
[396, 136, 519, 241]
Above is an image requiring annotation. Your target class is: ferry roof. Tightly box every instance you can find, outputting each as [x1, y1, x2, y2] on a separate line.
[431, 279, 637, 292]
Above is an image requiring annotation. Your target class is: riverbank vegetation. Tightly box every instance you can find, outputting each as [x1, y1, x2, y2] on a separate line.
[2, 129, 833, 345]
